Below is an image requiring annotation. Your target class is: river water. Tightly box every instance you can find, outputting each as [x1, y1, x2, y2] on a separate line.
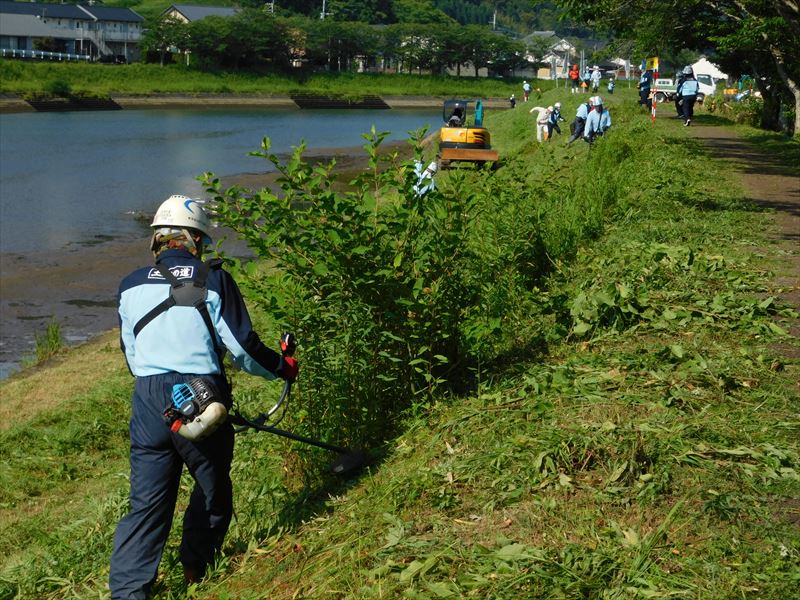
[0, 107, 435, 378]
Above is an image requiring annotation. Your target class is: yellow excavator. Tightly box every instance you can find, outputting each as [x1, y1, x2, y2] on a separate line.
[438, 99, 499, 168]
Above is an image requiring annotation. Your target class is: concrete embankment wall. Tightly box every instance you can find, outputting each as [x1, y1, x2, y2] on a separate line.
[0, 94, 511, 113]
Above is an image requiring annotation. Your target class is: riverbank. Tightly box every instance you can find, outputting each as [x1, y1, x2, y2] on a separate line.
[0, 93, 511, 114]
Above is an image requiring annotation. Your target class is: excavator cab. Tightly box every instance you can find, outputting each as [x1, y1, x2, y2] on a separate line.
[438, 99, 499, 168]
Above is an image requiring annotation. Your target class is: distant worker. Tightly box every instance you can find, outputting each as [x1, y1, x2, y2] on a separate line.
[677, 65, 699, 126]
[529, 105, 552, 142]
[509, 94, 517, 108]
[567, 99, 592, 144]
[547, 102, 566, 140]
[674, 68, 687, 118]
[590, 66, 602, 92]
[522, 80, 532, 102]
[607, 76, 615, 94]
[638, 69, 653, 107]
[582, 67, 591, 92]
[109, 195, 298, 599]
[568, 64, 581, 94]
[584, 96, 612, 143]
[447, 106, 464, 127]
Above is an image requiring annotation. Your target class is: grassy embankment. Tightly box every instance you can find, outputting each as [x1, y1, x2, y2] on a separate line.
[0, 60, 547, 99]
[0, 89, 798, 599]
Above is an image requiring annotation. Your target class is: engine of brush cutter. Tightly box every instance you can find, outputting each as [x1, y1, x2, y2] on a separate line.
[164, 377, 227, 441]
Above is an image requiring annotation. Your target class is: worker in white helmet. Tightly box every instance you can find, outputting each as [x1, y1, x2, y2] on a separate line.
[109, 195, 298, 598]
[547, 101, 566, 140]
[584, 96, 612, 143]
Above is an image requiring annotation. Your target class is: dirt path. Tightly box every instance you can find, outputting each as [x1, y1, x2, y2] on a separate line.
[691, 125, 799, 362]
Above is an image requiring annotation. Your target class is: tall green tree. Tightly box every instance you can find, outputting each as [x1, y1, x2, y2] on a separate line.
[142, 15, 189, 66]
[461, 25, 497, 77]
[394, 0, 454, 24]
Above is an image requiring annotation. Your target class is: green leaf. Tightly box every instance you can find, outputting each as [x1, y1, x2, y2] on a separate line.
[399, 556, 437, 583]
[608, 461, 628, 483]
[494, 543, 531, 561]
[758, 296, 775, 310]
[573, 321, 592, 335]
[768, 322, 787, 335]
[424, 581, 456, 598]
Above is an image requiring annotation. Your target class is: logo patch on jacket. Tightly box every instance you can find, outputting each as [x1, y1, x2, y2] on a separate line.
[148, 265, 195, 280]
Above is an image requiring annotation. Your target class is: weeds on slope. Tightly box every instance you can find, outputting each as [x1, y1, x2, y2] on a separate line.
[202, 113, 799, 599]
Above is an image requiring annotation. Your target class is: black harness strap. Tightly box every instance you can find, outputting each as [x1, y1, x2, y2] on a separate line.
[132, 259, 222, 353]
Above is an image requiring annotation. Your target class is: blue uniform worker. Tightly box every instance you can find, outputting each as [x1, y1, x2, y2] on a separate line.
[677, 66, 700, 126]
[547, 102, 566, 139]
[639, 69, 653, 107]
[584, 97, 611, 143]
[109, 195, 298, 599]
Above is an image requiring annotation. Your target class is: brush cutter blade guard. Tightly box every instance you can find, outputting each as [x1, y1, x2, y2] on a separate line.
[329, 449, 371, 476]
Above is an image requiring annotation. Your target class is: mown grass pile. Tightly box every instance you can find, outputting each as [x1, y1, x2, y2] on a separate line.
[0, 92, 797, 599]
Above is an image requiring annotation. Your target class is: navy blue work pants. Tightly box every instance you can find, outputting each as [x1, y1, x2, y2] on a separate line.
[568, 117, 586, 143]
[681, 94, 697, 122]
[109, 373, 234, 600]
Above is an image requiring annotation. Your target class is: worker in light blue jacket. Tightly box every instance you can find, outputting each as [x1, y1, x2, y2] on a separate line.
[584, 96, 612, 143]
[110, 195, 298, 599]
[677, 66, 700, 126]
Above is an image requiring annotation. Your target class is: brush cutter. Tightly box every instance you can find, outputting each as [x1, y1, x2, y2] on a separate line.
[230, 334, 370, 476]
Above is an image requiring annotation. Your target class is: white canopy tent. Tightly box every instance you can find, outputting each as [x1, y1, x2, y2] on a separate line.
[691, 57, 728, 82]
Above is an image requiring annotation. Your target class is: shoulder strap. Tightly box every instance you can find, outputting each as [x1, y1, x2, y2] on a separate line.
[132, 260, 221, 350]
[132, 263, 179, 338]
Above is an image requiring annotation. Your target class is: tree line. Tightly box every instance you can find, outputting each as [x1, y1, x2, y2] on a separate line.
[144, 9, 531, 75]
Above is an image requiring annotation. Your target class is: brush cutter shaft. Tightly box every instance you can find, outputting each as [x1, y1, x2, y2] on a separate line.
[233, 381, 347, 453]
[235, 418, 351, 454]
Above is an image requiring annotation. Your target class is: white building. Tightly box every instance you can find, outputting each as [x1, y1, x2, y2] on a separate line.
[0, 1, 143, 62]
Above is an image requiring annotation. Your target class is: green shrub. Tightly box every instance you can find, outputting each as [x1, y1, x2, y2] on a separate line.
[203, 105, 652, 477]
[206, 129, 484, 461]
[44, 79, 71, 97]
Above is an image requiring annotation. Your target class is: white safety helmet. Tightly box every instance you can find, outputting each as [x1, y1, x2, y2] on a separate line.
[151, 195, 212, 240]
[592, 96, 604, 106]
[150, 194, 212, 255]
[554, 102, 561, 109]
